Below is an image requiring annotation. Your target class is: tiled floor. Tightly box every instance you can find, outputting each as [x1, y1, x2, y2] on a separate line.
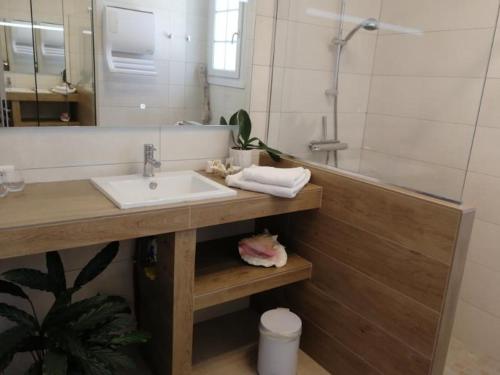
[445, 338, 500, 375]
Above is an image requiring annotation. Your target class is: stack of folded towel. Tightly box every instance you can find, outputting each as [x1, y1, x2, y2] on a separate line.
[225, 165, 311, 198]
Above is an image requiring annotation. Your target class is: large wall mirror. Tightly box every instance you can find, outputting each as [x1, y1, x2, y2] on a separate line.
[0, 0, 96, 127]
[0, 0, 260, 128]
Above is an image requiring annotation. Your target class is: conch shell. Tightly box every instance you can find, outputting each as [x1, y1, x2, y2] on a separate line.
[238, 231, 287, 268]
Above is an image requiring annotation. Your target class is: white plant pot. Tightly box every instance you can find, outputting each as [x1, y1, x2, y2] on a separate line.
[229, 148, 255, 168]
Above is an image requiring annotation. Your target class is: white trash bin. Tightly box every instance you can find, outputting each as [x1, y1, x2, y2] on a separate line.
[257, 308, 302, 375]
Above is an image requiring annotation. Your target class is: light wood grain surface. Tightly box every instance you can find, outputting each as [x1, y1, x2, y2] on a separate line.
[0, 175, 321, 259]
[259, 154, 474, 375]
[195, 252, 311, 311]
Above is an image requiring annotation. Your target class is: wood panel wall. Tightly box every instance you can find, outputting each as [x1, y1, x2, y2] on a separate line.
[258, 155, 474, 375]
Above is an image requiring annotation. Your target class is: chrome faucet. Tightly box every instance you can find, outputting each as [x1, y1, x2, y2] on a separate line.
[143, 144, 161, 177]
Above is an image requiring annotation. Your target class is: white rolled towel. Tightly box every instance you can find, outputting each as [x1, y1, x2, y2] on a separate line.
[226, 169, 311, 199]
[242, 165, 307, 188]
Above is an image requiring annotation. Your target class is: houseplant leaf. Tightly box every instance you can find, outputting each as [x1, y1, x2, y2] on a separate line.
[0, 279, 30, 300]
[73, 242, 119, 289]
[258, 141, 282, 161]
[48, 329, 88, 361]
[0, 325, 31, 363]
[91, 349, 135, 370]
[43, 294, 113, 330]
[0, 303, 37, 329]
[2, 269, 50, 292]
[109, 330, 151, 346]
[229, 111, 239, 125]
[43, 351, 67, 375]
[46, 252, 66, 298]
[88, 314, 135, 345]
[72, 298, 130, 332]
[220, 116, 228, 125]
[237, 109, 252, 146]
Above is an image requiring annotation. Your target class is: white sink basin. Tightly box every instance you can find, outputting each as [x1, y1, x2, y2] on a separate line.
[91, 170, 236, 209]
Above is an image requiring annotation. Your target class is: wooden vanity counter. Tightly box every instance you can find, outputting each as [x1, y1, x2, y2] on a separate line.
[0, 173, 322, 374]
[0, 175, 322, 260]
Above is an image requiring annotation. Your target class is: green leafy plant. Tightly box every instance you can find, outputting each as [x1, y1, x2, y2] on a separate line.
[220, 109, 282, 161]
[0, 242, 150, 375]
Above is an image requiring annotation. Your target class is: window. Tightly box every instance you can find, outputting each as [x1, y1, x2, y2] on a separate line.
[208, 0, 245, 87]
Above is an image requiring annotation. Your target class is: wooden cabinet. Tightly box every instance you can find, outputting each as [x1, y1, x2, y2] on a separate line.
[6, 91, 81, 126]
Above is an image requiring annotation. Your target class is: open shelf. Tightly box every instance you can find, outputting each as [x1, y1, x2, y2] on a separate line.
[192, 310, 329, 374]
[194, 236, 312, 311]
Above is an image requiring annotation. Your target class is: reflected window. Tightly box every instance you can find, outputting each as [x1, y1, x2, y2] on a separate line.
[208, 0, 245, 87]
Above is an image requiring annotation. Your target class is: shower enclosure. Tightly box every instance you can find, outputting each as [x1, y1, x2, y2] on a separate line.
[267, 0, 499, 203]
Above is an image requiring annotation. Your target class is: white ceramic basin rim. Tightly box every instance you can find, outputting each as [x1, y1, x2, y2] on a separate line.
[91, 170, 236, 209]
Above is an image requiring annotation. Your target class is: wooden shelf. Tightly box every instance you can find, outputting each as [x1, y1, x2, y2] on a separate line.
[7, 91, 80, 102]
[194, 237, 312, 311]
[192, 310, 329, 374]
[16, 120, 80, 127]
[193, 346, 330, 374]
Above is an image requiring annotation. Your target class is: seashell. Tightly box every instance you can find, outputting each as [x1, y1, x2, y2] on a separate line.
[238, 231, 288, 268]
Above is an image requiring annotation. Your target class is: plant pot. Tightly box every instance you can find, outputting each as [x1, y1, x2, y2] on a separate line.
[229, 148, 255, 168]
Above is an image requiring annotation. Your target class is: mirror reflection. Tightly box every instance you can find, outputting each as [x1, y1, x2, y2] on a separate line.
[0, 0, 258, 128]
[0, 0, 96, 127]
[95, 0, 256, 127]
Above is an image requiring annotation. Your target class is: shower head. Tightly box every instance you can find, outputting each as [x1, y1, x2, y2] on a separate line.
[343, 18, 379, 43]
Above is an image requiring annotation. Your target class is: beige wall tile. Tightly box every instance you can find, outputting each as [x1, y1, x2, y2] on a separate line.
[250, 65, 271, 112]
[364, 114, 474, 170]
[281, 68, 333, 113]
[478, 79, 500, 128]
[0, 127, 161, 170]
[256, 0, 275, 17]
[488, 29, 500, 78]
[254, 16, 275, 66]
[468, 219, 500, 273]
[368, 76, 483, 125]
[161, 126, 231, 161]
[453, 300, 500, 361]
[463, 172, 500, 225]
[380, 0, 498, 33]
[469, 127, 500, 177]
[460, 260, 500, 318]
[337, 73, 372, 113]
[360, 150, 466, 201]
[373, 29, 492, 78]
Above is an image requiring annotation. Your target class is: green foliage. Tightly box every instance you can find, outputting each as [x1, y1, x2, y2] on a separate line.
[0, 241, 150, 375]
[43, 351, 67, 375]
[73, 242, 119, 289]
[3, 269, 50, 292]
[46, 252, 66, 298]
[0, 279, 29, 300]
[220, 109, 282, 161]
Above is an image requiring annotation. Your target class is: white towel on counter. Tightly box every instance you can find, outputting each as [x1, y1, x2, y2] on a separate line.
[226, 169, 311, 199]
[51, 84, 77, 95]
[242, 165, 307, 188]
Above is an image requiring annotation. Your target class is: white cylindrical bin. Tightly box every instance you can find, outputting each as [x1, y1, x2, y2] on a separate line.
[257, 308, 302, 375]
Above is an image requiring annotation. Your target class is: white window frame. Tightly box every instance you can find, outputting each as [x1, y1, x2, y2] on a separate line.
[207, 0, 246, 88]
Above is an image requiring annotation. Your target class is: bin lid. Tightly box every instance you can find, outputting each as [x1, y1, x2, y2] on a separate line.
[260, 308, 302, 337]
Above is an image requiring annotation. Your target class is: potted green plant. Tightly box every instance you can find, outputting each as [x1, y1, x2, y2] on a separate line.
[0, 242, 150, 375]
[220, 109, 281, 168]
